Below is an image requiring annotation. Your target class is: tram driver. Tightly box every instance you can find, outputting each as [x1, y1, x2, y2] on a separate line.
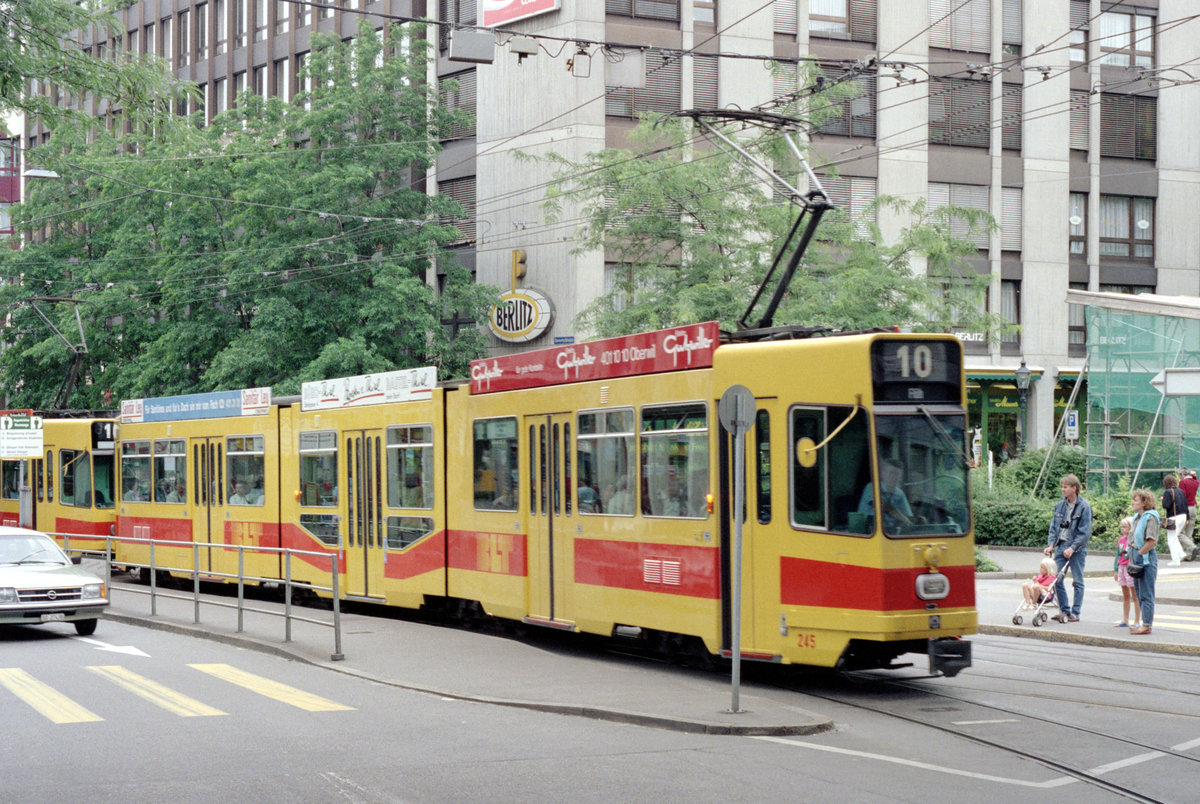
[857, 459, 914, 531]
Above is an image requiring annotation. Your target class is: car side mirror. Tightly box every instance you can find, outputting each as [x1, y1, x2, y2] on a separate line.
[70, 555, 82, 565]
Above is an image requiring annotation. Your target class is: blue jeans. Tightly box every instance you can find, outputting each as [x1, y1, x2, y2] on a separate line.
[1134, 561, 1157, 626]
[1053, 546, 1087, 617]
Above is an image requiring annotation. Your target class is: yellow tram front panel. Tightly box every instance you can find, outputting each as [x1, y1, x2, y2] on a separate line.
[714, 334, 976, 668]
[0, 418, 118, 551]
[116, 393, 281, 582]
[280, 382, 446, 610]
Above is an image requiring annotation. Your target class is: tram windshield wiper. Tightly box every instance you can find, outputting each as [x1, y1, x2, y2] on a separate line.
[918, 406, 971, 468]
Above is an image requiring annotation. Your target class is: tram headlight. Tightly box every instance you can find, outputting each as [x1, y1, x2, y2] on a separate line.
[915, 572, 950, 601]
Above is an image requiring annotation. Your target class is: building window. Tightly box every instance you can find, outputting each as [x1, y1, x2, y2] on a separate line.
[693, 54, 718, 110]
[1099, 195, 1153, 259]
[1001, 83, 1021, 151]
[1069, 90, 1089, 151]
[606, 50, 681, 118]
[606, 1, 680, 22]
[275, 0, 290, 35]
[693, 0, 715, 23]
[928, 182, 989, 248]
[1000, 187, 1022, 251]
[144, 23, 156, 56]
[440, 176, 476, 243]
[253, 66, 266, 99]
[178, 10, 191, 67]
[235, 0, 248, 48]
[810, 0, 876, 42]
[1100, 94, 1156, 161]
[1069, 0, 1089, 62]
[161, 17, 173, 65]
[274, 57, 290, 101]
[255, 0, 268, 42]
[1068, 282, 1087, 347]
[818, 71, 875, 138]
[999, 280, 1019, 346]
[439, 70, 477, 140]
[818, 174, 877, 235]
[215, 0, 228, 55]
[196, 3, 209, 61]
[233, 71, 246, 107]
[930, 0, 989, 53]
[214, 77, 227, 116]
[775, 0, 797, 34]
[1098, 9, 1154, 67]
[929, 78, 990, 148]
[1069, 193, 1086, 256]
[438, 0, 475, 50]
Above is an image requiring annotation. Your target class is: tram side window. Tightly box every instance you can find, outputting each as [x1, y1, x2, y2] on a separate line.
[299, 430, 338, 507]
[474, 417, 518, 511]
[35, 458, 44, 502]
[45, 450, 53, 502]
[641, 403, 709, 519]
[756, 409, 771, 524]
[152, 439, 186, 503]
[577, 408, 635, 516]
[386, 516, 434, 549]
[386, 425, 433, 509]
[121, 441, 152, 502]
[227, 435, 265, 505]
[1, 460, 19, 500]
[790, 406, 871, 534]
[60, 449, 93, 508]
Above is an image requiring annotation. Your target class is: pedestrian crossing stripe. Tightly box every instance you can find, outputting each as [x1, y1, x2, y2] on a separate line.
[87, 665, 227, 717]
[189, 663, 354, 711]
[0, 668, 103, 724]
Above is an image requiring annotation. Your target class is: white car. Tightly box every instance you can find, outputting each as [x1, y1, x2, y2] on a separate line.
[0, 526, 109, 635]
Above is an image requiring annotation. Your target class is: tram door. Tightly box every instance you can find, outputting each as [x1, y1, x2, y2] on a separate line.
[190, 437, 228, 575]
[524, 414, 574, 626]
[344, 429, 385, 599]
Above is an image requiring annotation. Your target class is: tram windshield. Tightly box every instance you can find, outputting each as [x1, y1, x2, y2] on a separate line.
[865, 411, 970, 537]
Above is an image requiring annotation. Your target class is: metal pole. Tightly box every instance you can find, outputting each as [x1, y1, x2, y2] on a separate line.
[730, 426, 745, 713]
[105, 536, 112, 591]
[284, 551, 293, 643]
[149, 540, 157, 617]
[331, 551, 344, 661]
[236, 545, 245, 633]
[193, 541, 201, 624]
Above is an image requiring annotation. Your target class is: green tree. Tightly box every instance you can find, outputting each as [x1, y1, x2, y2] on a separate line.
[1, 0, 180, 126]
[542, 111, 1005, 338]
[0, 21, 495, 408]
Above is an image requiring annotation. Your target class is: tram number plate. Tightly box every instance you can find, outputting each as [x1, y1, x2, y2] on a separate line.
[929, 615, 941, 630]
[796, 633, 816, 649]
[40, 613, 66, 622]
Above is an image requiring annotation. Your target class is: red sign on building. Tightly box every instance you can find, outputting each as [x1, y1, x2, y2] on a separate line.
[470, 322, 720, 394]
[480, 0, 561, 28]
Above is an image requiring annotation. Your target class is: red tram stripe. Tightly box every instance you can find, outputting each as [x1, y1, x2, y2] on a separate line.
[54, 517, 113, 536]
[446, 529, 528, 576]
[779, 557, 975, 611]
[573, 538, 721, 598]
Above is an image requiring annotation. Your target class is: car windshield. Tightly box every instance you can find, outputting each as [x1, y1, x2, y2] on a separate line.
[867, 412, 970, 538]
[0, 536, 69, 566]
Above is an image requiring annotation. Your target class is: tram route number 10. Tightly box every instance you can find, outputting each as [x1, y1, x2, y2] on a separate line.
[895, 344, 934, 379]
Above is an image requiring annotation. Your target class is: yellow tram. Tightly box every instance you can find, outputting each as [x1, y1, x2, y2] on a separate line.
[18, 322, 975, 675]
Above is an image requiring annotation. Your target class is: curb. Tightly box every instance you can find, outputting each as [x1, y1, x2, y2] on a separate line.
[978, 624, 1200, 656]
[103, 611, 833, 737]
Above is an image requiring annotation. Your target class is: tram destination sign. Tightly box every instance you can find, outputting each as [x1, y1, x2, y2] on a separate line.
[470, 322, 719, 394]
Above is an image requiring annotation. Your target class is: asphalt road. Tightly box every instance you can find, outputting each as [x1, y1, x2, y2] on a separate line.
[2, 618, 1197, 802]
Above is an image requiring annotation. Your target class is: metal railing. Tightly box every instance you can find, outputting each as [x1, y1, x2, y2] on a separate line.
[59, 533, 345, 661]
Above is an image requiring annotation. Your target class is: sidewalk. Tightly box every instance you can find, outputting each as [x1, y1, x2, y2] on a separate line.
[976, 545, 1200, 654]
[96, 547, 1200, 737]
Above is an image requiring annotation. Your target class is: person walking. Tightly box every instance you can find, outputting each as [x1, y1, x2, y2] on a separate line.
[1129, 488, 1160, 636]
[1043, 473, 1093, 622]
[1178, 468, 1199, 561]
[1162, 473, 1189, 563]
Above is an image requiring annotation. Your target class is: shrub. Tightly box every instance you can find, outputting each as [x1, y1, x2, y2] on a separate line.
[974, 546, 1001, 572]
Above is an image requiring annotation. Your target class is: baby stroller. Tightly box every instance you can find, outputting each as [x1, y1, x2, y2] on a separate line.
[1010, 564, 1067, 627]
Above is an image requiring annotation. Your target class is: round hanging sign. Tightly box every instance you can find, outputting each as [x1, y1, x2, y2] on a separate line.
[489, 288, 554, 343]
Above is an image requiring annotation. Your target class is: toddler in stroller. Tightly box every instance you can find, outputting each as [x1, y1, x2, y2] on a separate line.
[1012, 557, 1063, 626]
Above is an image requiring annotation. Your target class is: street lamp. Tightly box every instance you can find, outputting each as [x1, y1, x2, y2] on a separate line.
[1015, 359, 1031, 455]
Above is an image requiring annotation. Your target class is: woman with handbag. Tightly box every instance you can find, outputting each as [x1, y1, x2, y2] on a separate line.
[1129, 489, 1160, 635]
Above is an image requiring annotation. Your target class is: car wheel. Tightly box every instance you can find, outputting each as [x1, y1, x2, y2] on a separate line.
[74, 619, 98, 636]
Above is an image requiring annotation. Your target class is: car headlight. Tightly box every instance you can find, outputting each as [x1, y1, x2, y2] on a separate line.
[82, 583, 103, 599]
[0, 587, 15, 603]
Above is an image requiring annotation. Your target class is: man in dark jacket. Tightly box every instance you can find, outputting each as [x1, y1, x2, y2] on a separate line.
[1043, 473, 1093, 621]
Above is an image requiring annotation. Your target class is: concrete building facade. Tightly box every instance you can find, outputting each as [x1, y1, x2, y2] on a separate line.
[22, 0, 1200, 451]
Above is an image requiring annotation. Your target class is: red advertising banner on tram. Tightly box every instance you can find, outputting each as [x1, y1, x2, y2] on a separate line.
[470, 322, 719, 394]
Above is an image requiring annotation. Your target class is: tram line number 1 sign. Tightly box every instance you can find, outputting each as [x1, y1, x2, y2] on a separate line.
[0, 411, 44, 459]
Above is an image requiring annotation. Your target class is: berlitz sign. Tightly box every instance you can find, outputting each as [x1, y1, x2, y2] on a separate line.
[480, 0, 560, 27]
[489, 288, 553, 343]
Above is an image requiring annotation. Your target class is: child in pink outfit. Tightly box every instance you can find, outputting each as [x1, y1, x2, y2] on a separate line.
[1022, 557, 1058, 605]
[1113, 517, 1143, 628]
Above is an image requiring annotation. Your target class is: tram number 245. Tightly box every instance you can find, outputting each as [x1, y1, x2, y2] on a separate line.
[797, 633, 817, 650]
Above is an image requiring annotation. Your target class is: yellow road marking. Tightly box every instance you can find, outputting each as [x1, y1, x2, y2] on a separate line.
[0, 668, 103, 724]
[189, 663, 354, 712]
[86, 666, 226, 717]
